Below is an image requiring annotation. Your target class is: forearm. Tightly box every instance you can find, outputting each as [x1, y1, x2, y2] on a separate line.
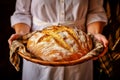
[13, 23, 31, 35]
[87, 21, 106, 34]
[87, 21, 108, 48]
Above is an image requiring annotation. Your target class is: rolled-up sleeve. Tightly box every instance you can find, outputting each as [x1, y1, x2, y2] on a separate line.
[86, 0, 108, 25]
[11, 0, 32, 27]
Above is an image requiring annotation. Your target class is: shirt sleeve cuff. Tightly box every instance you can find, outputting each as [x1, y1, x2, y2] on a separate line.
[11, 15, 32, 27]
[86, 13, 108, 26]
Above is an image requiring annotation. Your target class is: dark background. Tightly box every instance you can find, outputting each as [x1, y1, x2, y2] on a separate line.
[0, 0, 119, 80]
[0, 0, 22, 80]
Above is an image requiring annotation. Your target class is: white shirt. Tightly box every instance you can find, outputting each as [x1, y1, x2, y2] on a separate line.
[11, 0, 107, 31]
[11, 0, 107, 80]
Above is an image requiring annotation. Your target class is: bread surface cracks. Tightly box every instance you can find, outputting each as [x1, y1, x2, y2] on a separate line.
[26, 26, 93, 61]
[39, 26, 80, 52]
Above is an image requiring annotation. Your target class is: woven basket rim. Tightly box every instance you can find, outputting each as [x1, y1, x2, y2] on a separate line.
[18, 50, 95, 66]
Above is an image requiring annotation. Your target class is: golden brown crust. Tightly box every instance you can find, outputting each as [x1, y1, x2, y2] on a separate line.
[26, 26, 93, 61]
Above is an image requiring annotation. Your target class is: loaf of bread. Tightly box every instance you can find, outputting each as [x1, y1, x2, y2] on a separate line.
[27, 26, 93, 61]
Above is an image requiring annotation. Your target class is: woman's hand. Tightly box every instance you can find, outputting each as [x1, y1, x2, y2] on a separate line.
[93, 33, 108, 48]
[93, 33, 108, 60]
[8, 23, 30, 46]
[8, 33, 22, 45]
[87, 22, 108, 59]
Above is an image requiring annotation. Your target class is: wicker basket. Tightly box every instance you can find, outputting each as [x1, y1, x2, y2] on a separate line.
[10, 25, 104, 71]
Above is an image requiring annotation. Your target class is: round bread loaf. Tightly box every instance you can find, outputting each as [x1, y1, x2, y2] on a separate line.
[27, 26, 93, 61]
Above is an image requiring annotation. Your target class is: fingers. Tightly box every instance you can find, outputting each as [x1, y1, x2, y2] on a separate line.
[103, 38, 108, 48]
[94, 33, 108, 47]
[8, 34, 21, 45]
[99, 35, 108, 48]
[92, 34, 109, 60]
